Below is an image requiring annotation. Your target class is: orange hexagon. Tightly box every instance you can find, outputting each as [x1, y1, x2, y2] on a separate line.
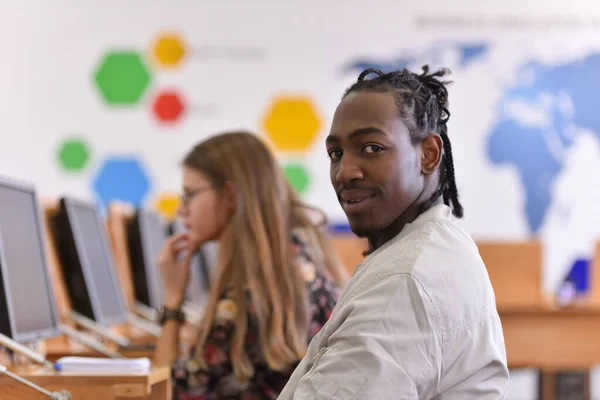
[152, 32, 187, 68]
[262, 96, 322, 151]
[154, 192, 180, 220]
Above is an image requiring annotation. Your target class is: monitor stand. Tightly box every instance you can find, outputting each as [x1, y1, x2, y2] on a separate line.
[0, 333, 54, 370]
[58, 324, 123, 359]
[134, 301, 158, 322]
[0, 327, 122, 365]
[0, 364, 71, 399]
[126, 312, 162, 337]
[69, 312, 130, 347]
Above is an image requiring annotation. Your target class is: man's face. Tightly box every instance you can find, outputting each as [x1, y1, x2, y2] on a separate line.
[326, 91, 424, 238]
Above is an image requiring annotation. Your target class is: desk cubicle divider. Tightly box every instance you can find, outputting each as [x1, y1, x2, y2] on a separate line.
[475, 240, 544, 310]
[589, 241, 600, 307]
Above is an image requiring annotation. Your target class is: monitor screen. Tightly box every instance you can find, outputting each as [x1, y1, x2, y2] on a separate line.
[62, 198, 127, 326]
[0, 177, 60, 342]
[138, 209, 167, 309]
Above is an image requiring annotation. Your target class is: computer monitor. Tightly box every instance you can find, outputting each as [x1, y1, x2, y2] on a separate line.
[126, 209, 168, 309]
[168, 220, 215, 307]
[51, 197, 127, 327]
[0, 176, 61, 342]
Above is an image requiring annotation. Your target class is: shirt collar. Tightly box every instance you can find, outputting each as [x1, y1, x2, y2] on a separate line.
[365, 204, 454, 260]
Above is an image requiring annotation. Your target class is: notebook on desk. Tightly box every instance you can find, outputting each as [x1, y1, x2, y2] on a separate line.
[55, 356, 151, 374]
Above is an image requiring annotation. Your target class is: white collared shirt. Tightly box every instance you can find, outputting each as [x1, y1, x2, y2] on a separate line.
[278, 204, 509, 399]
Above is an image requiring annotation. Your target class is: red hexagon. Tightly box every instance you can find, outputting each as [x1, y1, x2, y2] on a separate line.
[153, 90, 185, 123]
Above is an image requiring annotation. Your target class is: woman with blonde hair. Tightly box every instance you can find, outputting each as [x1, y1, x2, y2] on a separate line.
[153, 131, 347, 399]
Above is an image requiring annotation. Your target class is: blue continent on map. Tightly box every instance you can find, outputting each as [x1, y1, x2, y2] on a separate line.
[343, 41, 488, 73]
[343, 45, 599, 234]
[487, 53, 600, 232]
[456, 43, 488, 67]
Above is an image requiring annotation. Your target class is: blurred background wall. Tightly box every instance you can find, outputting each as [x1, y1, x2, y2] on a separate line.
[0, 0, 599, 296]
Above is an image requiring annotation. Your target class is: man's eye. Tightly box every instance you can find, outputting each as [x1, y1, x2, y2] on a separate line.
[328, 150, 343, 160]
[364, 145, 383, 154]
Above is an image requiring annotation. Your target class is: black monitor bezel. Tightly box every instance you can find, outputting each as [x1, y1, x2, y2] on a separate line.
[127, 208, 166, 309]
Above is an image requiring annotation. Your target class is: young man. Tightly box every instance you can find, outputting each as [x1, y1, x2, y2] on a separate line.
[278, 66, 509, 399]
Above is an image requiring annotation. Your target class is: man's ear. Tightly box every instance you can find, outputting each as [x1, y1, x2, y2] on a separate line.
[420, 133, 443, 176]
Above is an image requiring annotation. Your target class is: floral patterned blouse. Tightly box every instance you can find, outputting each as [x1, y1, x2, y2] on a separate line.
[172, 233, 342, 399]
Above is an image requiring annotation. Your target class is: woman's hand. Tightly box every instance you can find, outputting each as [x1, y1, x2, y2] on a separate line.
[157, 233, 194, 309]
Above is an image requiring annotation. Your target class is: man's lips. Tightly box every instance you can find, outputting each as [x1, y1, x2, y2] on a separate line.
[338, 190, 377, 214]
[339, 189, 376, 202]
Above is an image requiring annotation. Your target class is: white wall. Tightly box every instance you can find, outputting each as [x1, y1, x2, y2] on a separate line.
[1, 0, 600, 293]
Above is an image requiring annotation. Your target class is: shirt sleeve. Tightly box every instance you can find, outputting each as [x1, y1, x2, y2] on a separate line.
[288, 273, 443, 400]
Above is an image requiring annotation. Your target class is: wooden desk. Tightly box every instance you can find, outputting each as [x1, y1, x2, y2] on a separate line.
[115, 323, 160, 345]
[590, 241, 600, 307]
[500, 304, 600, 369]
[41, 335, 105, 362]
[40, 336, 156, 363]
[1, 365, 171, 400]
[477, 240, 544, 309]
[330, 234, 368, 276]
[497, 304, 600, 400]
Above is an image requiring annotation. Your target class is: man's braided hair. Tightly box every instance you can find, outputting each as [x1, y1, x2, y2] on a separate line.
[343, 65, 464, 218]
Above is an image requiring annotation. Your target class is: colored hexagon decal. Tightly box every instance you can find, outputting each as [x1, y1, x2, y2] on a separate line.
[152, 33, 187, 68]
[57, 137, 91, 173]
[154, 193, 180, 220]
[152, 90, 186, 123]
[94, 51, 152, 105]
[283, 163, 311, 195]
[93, 156, 151, 208]
[263, 96, 322, 151]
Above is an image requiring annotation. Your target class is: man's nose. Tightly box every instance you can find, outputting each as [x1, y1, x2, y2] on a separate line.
[334, 155, 364, 184]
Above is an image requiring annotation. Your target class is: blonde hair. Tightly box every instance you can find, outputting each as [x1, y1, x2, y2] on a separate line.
[182, 131, 347, 378]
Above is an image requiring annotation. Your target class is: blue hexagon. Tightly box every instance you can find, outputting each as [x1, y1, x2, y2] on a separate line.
[92, 156, 151, 208]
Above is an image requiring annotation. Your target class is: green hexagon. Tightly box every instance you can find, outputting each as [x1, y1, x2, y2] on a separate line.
[57, 138, 91, 172]
[283, 163, 311, 195]
[93, 51, 152, 105]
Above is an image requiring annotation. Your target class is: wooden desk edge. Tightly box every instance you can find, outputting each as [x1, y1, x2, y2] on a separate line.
[148, 365, 171, 385]
[498, 304, 600, 316]
[7, 365, 171, 386]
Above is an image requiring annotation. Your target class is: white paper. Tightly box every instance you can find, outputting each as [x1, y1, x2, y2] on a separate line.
[55, 357, 151, 374]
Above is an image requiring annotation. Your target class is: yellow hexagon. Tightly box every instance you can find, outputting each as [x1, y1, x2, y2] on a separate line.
[152, 32, 187, 68]
[263, 96, 322, 151]
[154, 193, 180, 220]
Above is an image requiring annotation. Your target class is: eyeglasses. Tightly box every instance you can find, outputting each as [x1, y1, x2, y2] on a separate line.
[180, 186, 216, 208]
